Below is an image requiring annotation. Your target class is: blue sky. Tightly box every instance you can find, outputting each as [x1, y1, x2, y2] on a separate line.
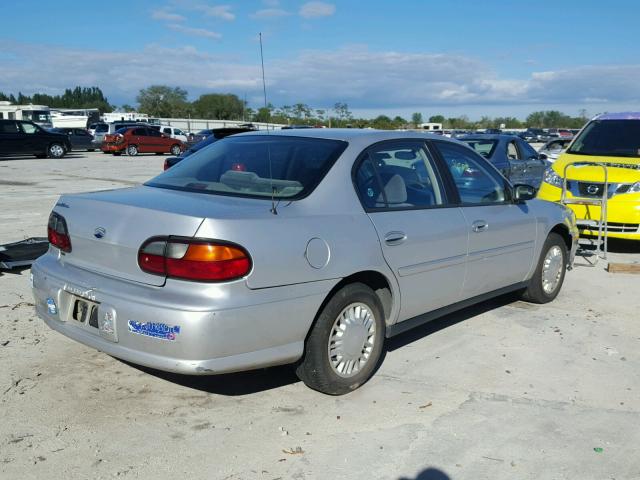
[2, 0, 640, 119]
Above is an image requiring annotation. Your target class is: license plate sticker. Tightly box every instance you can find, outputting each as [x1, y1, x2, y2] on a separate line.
[128, 321, 181, 341]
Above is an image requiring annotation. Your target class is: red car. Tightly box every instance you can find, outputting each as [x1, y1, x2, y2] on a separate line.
[101, 127, 184, 156]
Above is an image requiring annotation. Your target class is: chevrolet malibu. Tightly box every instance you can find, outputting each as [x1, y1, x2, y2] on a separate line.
[32, 130, 578, 395]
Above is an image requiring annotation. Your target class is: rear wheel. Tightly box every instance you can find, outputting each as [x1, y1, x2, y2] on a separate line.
[87, 149, 95, 152]
[296, 283, 385, 395]
[127, 145, 138, 156]
[48, 143, 65, 159]
[521, 232, 567, 303]
[170, 144, 181, 156]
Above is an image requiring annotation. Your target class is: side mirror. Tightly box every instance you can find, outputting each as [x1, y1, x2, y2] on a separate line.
[538, 153, 548, 160]
[513, 184, 536, 202]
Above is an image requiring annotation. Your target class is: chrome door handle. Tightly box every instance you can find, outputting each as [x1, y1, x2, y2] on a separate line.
[384, 231, 407, 245]
[472, 221, 488, 233]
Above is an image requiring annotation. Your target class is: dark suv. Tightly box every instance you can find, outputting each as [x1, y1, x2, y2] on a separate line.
[0, 120, 71, 158]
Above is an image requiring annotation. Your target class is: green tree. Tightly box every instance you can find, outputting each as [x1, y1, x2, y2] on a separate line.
[428, 115, 445, 124]
[191, 93, 244, 120]
[371, 115, 394, 129]
[333, 102, 352, 124]
[411, 112, 423, 127]
[136, 85, 189, 118]
[254, 103, 274, 123]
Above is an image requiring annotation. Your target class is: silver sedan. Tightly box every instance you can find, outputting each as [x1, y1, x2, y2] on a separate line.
[32, 129, 578, 395]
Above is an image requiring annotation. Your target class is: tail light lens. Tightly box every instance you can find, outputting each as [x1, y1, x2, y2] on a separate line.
[48, 212, 72, 253]
[138, 237, 251, 282]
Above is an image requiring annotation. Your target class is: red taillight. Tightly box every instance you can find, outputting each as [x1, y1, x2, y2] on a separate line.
[47, 212, 72, 253]
[138, 237, 251, 282]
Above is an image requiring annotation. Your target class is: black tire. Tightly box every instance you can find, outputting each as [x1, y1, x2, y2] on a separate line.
[87, 149, 95, 152]
[170, 144, 181, 156]
[126, 145, 138, 156]
[296, 283, 385, 395]
[155, 152, 164, 155]
[48, 143, 65, 159]
[102, 151, 110, 154]
[521, 232, 567, 304]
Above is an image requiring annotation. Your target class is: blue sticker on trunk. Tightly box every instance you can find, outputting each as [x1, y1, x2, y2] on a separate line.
[128, 320, 181, 341]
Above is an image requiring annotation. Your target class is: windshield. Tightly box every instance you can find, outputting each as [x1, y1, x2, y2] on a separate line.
[568, 120, 640, 158]
[461, 139, 498, 158]
[95, 124, 108, 133]
[146, 135, 347, 199]
[115, 127, 130, 134]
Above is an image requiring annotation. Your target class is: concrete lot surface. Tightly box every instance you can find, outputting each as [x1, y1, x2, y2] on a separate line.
[1, 152, 639, 480]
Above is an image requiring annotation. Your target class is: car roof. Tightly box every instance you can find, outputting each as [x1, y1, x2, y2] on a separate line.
[458, 134, 514, 141]
[234, 128, 454, 143]
[595, 112, 640, 121]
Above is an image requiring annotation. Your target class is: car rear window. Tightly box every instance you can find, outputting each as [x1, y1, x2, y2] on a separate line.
[460, 139, 497, 158]
[95, 124, 108, 133]
[568, 120, 640, 158]
[146, 135, 347, 199]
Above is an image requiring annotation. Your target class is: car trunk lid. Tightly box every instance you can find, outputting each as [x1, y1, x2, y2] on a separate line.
[53, 186, 207, 286]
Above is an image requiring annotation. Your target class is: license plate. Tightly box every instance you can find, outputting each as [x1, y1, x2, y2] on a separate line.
[71, 297, 100, 328]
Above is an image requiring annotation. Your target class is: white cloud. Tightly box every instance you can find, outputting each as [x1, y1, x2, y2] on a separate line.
[251, 8, 291, 19]
[299, 1, 335, 18]
[167, 24, 222, 39]
[194, 4, 235, 20]
[2, 41, 640, 116]
[151, 10, 186, 22]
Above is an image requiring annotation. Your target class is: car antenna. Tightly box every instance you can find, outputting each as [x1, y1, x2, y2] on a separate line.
[259, 32, 278, 215]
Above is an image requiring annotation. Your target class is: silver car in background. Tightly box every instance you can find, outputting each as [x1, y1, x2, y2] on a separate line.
[32, 130, 578, 395]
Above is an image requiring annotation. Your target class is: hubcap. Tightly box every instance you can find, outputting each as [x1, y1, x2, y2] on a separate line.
[542, 245, 564, 294]
[50, 145, 64, 157]
[128, 146, 137, 155]
[328, 302, 376, 378]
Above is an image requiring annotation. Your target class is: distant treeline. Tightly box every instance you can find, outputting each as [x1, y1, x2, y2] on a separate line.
[0, 87, 112, 113]
[0, 84, 590, 129]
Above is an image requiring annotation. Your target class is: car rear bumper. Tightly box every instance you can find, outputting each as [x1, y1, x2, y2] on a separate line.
[32, 252, 336, 375]
[101, 143, 125, 153]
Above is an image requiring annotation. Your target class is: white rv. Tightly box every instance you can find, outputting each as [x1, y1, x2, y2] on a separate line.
[0, 102, 53, 128]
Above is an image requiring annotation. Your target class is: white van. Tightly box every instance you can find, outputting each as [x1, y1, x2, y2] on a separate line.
[160, 126, 188, 143]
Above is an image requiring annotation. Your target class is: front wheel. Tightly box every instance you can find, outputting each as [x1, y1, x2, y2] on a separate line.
[521, 232, 567, 304]
[170, 144, 181, 156]
[127, 145, 138, 156]
[296, 283, 385, 395]
[48, 143, 65, 159]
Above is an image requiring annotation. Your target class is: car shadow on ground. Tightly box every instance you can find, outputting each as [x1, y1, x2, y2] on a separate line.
[121, 291, 524, 396]
[121, 361, 301, 396]
[0, 153, 87, 161]
[385, 291, 522, 352]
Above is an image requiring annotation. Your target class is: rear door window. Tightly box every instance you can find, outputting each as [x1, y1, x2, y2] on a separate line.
[132, 128, 147, 136]
[354, 141, 446, 210]
[0, 122, 20, 133]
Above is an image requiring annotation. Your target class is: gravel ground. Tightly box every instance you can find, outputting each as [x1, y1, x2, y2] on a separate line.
[1, 151, 639, 480]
